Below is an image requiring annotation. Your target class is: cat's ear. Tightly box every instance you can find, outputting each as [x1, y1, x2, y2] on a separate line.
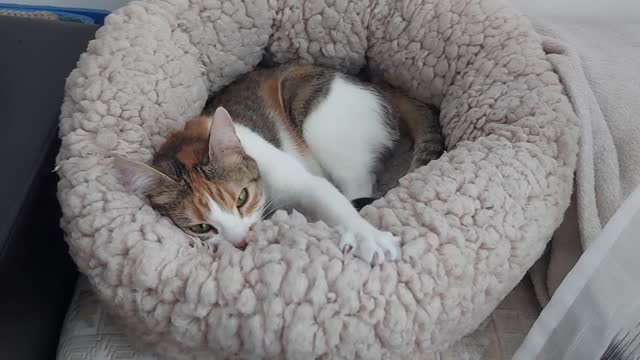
[112, 157, 174, 194]
[209, 107, 243, 161]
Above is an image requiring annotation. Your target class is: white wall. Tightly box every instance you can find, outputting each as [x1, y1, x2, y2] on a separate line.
[8, 0, 638, 17]
[4, 0, 130, 11]
[511, 0, 636, 19]
[8, 0, 638, 20]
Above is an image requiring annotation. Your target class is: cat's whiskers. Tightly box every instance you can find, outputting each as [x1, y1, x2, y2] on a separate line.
[259, 199, 275, 221]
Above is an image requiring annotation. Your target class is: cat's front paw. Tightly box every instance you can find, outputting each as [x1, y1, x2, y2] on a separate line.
[339, 224, 399, 265]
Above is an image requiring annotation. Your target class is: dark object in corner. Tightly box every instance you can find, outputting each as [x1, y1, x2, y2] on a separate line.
[0, 15, 98, 360]
[601, 321, 640, 360]
[351, 197, 377, 211]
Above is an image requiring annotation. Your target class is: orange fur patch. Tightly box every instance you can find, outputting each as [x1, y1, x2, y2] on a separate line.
[185, 184, 209, 222]
[158, 116, 211, 167]
[259, 73, 308, 153]
[175, 143, 203, 167]
[260, 77, 286, 117]
[182, 116, 210, 139]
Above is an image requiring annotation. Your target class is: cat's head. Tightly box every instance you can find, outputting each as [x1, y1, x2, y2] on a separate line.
[113, 107, 264, 249]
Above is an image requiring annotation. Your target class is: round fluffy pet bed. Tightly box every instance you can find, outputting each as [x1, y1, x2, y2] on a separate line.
[56, 0, 579, 358]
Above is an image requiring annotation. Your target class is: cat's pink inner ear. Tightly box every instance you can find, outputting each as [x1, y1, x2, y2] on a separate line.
[209, 107, 243, 159]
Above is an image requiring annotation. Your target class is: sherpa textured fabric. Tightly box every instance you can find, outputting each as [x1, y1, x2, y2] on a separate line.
[56, 0, 579, 358]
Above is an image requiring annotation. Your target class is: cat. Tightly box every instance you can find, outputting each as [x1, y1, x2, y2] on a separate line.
[113, 64, 443, 265]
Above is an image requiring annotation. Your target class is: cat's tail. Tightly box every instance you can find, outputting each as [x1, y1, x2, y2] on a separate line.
[377, 84, 444, 171]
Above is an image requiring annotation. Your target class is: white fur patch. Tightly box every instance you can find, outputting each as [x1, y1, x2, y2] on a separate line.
[205, 195, 262, 247]
[302, 75, 396, 199]
[233, 123, 399, 264]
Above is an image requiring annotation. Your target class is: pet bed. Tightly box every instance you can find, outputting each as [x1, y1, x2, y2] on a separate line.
[56, 0, 579, 358]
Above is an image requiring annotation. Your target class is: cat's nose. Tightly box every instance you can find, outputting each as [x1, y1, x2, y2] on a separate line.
[235, 240, 248, 250]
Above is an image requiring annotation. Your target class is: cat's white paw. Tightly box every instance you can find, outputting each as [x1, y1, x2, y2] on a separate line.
[339, 224, 399, 265]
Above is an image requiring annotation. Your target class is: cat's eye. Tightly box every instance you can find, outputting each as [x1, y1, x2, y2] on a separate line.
[236, 188, 249, 208]
[189, 223, 216, 234]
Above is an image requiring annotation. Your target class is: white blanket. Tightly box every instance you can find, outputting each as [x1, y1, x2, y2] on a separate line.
[513, 4, 640, 302]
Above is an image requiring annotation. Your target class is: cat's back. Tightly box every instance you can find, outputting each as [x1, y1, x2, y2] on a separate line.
[203, 67, 282, 147]
[203, 64, 343, 146]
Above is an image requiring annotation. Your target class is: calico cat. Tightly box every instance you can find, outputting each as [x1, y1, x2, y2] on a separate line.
[114, 64, 442, 264]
